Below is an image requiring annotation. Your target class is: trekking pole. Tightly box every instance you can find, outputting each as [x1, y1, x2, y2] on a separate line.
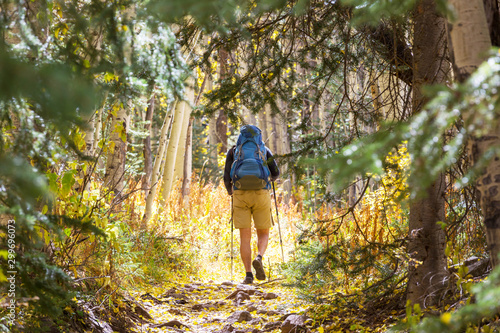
[230, 195, 234, 281]
[272, 181, 285, 263]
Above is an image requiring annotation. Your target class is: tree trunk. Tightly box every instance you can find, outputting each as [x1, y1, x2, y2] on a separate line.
[208, 114, 218, 163]
[216, 48, 230, 154]
[161, 99, 186, 201]
[276, 104, 292, 205]
[142, 92, 155, 193]
[407, 0, 450, 307]
[206, 74, 219, 165]
[448, 0, 492, 82]
[269, 115, 279, 154]
[174, 76, 195, 182]
[143, 101, 176, 225]
[259, 105, 269, 144]
[448, 0, 499, 266]
[104, 105, 129, 196]
[482, 0, 500, 46]
[181, 117, 194, 198]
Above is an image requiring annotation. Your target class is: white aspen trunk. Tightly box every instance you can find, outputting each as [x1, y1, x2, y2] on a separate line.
[174, 76, 195, 182]
[104, 105, 129, 195]
[270, 113, 278, 155]
[142, 92, 155, 192]
[449, 0, 491, 81]
[208, 115, 218, 163]
[448, 0, 500, 266]
[239, 59, 257, 125]
[143, 101, 176, 225]
[347, 71, 360, 207]
[276, 107, 292, 205]
[161, 99, 185, 202]
[206, 75, 219, 165]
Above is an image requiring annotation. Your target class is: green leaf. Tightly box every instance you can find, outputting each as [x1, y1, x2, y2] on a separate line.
[61, 170, 76, 196]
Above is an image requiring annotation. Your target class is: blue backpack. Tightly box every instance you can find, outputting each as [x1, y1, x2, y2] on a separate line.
[230, 125, 271, 190]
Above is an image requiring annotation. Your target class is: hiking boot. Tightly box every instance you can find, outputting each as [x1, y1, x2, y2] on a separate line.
[252, 257, 266, 280]
[242, 276, 254, 284]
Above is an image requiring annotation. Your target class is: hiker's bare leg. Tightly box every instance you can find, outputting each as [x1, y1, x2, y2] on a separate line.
[256, 228, 270, 257]
[239, 228, 252, 272]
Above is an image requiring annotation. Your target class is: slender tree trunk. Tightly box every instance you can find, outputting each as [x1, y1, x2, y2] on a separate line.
[270, 114, 278, 155]
[143, 101, 176, 225]
[181, 117, 194, 198]
[174, 76, 195, 182]
[93, 97, 105, 156]
[216, 48, 229, 154]
[161, 99, 186, 201]
[407, 0, 450, 307]
[347, 72, 362, 207]
[259, 106, 269, 144]
[142, 92, 155, 193]
[276, 105, 292, 205]
[104, 105, 129, 196]
[209, 114, 218, 163]
[448, 0, 500, 266]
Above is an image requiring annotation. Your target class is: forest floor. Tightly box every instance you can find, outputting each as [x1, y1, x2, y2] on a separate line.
[130, 278, 319, 333]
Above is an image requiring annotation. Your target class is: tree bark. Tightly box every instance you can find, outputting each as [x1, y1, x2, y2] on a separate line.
[208, 114, 218, 163]
[181, 117, 194, 198]
[407, 0, 450, 307]
[482, 0, 500, 46]
[216, 48, 230, 154]
[259, 105, 269, 144]
[143, 101, 176, 225]
[206, 74, 219, 166]
[174, 76, 195, 182]
[104, 105, 129, 196]
[142, 92, 155, 193]
[448, 0, 499, 266]
[161, 99, 186, 201]
[448, 0, 492, 82]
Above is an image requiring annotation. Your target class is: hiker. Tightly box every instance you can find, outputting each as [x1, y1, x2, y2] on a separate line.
[224, 125, 280, 284]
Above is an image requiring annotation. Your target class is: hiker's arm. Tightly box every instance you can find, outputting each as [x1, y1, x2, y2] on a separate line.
[266, 149, 280, 181]
[223, 147, 235, 195]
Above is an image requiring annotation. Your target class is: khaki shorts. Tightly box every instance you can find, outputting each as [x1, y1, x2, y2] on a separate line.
[233, 189, 272, 229]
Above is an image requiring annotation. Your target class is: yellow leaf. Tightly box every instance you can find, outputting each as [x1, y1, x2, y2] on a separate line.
[441, 312, 452, 325]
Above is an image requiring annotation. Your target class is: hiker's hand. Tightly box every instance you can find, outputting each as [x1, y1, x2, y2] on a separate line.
[228, 189, 233, 196]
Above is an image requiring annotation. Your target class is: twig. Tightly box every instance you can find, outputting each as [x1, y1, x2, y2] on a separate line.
[256, 278, 284, 287]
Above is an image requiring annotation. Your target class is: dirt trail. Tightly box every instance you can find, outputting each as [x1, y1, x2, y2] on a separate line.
[132, 279, 315, 333]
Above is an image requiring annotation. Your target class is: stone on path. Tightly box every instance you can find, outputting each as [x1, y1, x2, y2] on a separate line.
[281, 314, 310, 333]
[227, 310, 253, 323]
[262, 292, 278, 300]
[263, 321, 282, 331]
[153, 319, 189, 329]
